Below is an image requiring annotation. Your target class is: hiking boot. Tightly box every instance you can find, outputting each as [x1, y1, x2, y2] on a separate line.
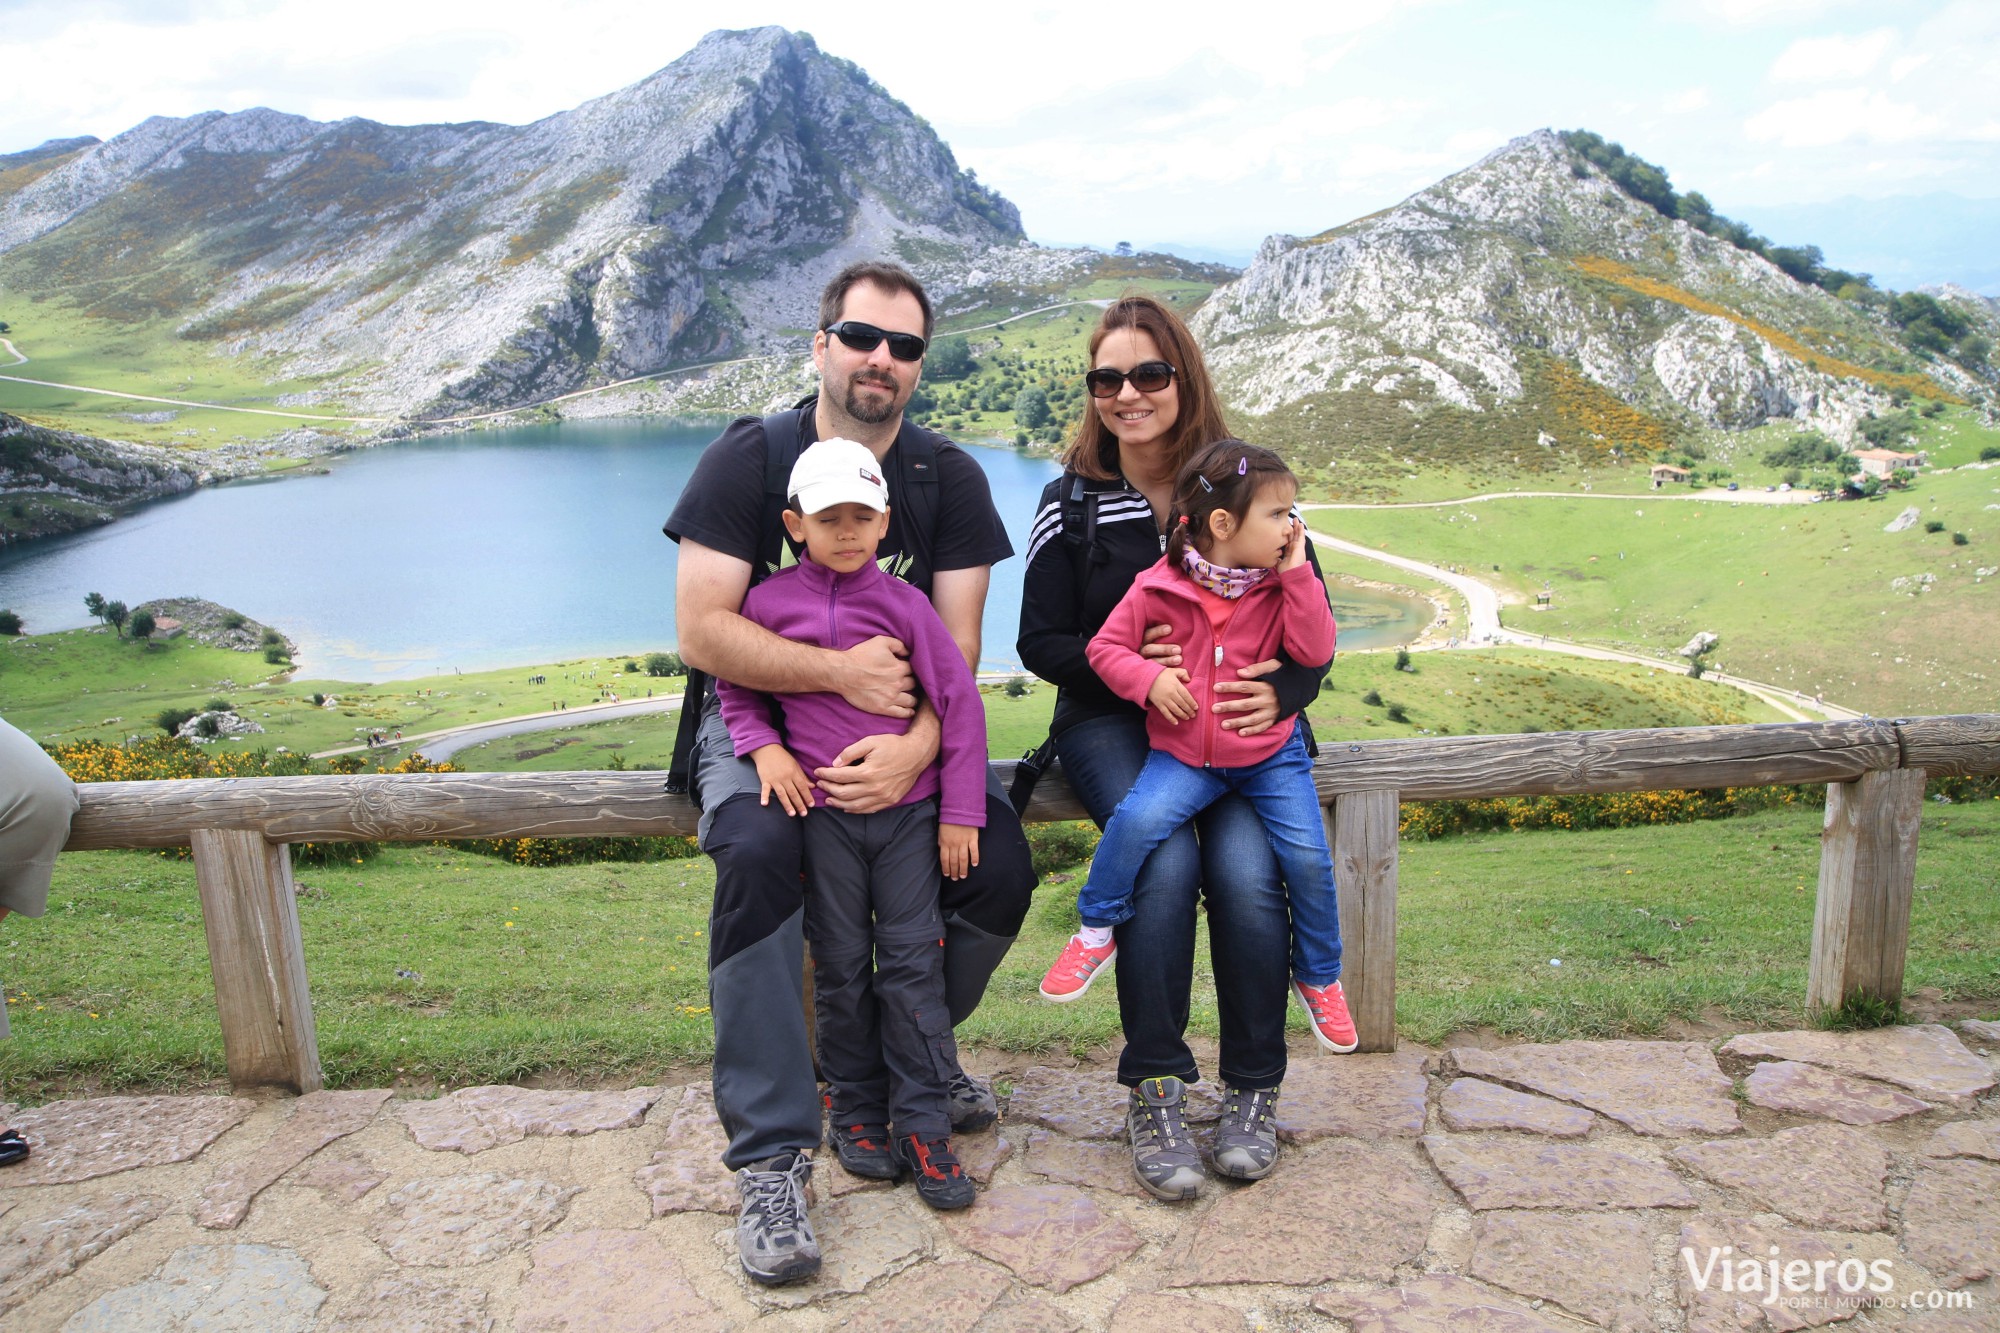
[735, 1150, 820, 1285]
[1126, 1076, 1203, 1201]
[828, 1121, 897, 1180]
[894, 1134, 976, 1210]
[1211, 1085, 1280, 1180]
[1294, 979, 1359, 1053]
[946, 1069, 999, 1133]
[1039, 934, 1116, 1001]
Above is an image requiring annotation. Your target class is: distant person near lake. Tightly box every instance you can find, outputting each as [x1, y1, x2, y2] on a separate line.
[663, 261, 1034, 1285]
[1016, 295, 1335, 1199]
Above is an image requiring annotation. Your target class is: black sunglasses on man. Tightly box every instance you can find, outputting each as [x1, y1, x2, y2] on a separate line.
[824, 321, 928, 363]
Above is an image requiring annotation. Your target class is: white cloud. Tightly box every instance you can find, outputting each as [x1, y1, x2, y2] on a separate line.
[1677, 0, 1864, 27]
[1769, 28, 1898, 83]
[1745, 88, 1943, 147]
[1665, 86, 1712, 113]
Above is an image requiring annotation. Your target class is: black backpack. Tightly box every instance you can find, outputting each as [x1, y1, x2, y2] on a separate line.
[665, 400, 944, 798]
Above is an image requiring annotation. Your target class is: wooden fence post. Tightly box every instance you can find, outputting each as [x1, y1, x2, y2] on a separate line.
[1330, 789, 1400, 1052]
[189, 829, 323, 1093]
[1808, 769, 1925, 1015]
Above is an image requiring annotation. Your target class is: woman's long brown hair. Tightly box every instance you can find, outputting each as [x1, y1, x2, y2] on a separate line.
[1058, 294, 1232, 482]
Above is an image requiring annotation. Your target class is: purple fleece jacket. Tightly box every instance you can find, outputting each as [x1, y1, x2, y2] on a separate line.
[716, 557, 988, 828]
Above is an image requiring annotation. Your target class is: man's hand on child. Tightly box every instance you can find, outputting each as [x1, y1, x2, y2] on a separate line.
[939, 823, 980, 880]
[1148, 667, 1199, 722]
[838, 635, 917, 718]
[1139, 622, 1183, 668]
[751, 744, 816, 816]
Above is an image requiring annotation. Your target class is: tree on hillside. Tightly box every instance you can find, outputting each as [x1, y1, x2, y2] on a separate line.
[1013, 386, 1051, 430]
[643, 651, 684, 678]
[926, 336, 973, 380]
[84, 591, 106, 623]
[128, 609, 156, 641]
[104, 600, 128, 637]
[0, 609, 21, 636]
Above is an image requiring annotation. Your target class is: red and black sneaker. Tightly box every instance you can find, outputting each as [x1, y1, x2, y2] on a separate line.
[829, 1121, 898, 1180]
[894, 1133, 975, 1210]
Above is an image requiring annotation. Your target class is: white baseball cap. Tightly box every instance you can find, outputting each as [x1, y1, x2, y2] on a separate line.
[788, 438, 888, 514]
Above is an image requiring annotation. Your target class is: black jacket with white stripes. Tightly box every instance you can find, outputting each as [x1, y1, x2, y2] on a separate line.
[1014, 470, 1333, 743]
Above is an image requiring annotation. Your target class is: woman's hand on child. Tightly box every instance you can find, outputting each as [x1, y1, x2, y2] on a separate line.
[939, 823, 980, 880]
[751, 744, 816, 816]
[1148, 667, 1200, 723]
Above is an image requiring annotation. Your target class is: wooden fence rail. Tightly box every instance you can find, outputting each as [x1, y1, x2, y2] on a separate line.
[58, 714, 2000, 1093]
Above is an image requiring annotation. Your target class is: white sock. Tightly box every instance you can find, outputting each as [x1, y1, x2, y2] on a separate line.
[1077, 925, 1114, 949]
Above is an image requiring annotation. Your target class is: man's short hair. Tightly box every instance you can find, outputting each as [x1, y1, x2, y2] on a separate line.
[818, 261, 935, 343]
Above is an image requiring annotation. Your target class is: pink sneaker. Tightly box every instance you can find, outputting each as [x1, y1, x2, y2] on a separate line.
[1039, 935, 1117, 1002]
[1294, 980, 1358, 1053]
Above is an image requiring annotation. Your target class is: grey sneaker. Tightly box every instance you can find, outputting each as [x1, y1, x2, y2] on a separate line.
[946, 1069, 999, 1133]
[735, 1151, 820, 1285]
[1211, 1085, 1280, 1181]
[1126, 1076, 1204, 1201]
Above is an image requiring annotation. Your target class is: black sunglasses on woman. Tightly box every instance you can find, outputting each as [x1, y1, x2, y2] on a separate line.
[1085, 361, 1177, 398]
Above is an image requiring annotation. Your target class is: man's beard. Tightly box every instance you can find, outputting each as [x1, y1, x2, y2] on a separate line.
[842, 371, 902, 425]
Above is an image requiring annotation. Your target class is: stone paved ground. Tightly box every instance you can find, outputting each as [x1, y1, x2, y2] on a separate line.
[1, 1023, 1996, 1331]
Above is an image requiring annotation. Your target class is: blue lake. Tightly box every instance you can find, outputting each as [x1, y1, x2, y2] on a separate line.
[0, 419, 1431, 680]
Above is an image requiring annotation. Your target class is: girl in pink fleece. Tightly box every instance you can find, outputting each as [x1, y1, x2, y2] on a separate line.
[1037, 441, 1355, 1054]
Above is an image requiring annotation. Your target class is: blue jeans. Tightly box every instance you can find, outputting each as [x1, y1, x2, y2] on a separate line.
[1079, 729, 1343, 987]
[1055, 713, 1291, 1091]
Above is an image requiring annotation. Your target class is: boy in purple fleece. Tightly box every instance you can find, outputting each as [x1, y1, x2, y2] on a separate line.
[716, 437, 985, 1210]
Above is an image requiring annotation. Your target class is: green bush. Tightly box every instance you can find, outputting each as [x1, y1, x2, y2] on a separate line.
[1952, 532, 1970, 546]
[643, 652, 685, 678]
[1981, 446, 2000, 462]
[1394, 649, 1413, 672]
[1004, 675, 1032, 699]
[220, 611, 246, 630]
[1026, 821, 1099, 877]
[263, 645, 288, 664]
[1361, 688, 1383, 706]
[155, 707, 198, 735]
[193, 714, 222, 739]
[1925, 520, 1946, 533]
[0, 609, 21, 636]
[205, 697, 233, 712]
[1385, 703, 1410, 723]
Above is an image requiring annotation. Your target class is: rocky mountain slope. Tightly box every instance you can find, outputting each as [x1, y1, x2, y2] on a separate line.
[1193, 130, 1995, 471]
[0, 27, 1023, 419]
[0, 412, 198, 543]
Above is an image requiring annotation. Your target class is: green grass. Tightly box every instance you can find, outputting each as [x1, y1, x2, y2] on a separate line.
[1308, 647, 1788, 741]
[5, 799, 1993, 1096]
[0, 630, 682, 753]
[0, 295, 376, 447]
[1312, 466, 2000, 717]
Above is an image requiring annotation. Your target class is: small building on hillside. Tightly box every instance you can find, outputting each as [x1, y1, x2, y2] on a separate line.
[1852, 448, 1925, 479]
[1650, 464, 1690, 487]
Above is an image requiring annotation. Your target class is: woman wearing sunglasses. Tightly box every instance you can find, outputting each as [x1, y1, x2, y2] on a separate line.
[1016, 295, 1334, 1198]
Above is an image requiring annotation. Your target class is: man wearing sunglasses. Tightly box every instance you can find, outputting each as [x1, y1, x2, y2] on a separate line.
[665, 260, 1034, 1285]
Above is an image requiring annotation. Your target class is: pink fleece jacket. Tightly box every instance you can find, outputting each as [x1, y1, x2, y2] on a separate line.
[1086, 558, 1336, 769]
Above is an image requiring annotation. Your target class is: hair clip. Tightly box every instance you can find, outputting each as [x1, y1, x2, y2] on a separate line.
[1177, 514, 1190, 525]
[1237, 456, 1249, 475]
[1196, 474, 1214, 493]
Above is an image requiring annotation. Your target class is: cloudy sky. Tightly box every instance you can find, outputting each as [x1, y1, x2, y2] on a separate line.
[5, 0, 1995, 263]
